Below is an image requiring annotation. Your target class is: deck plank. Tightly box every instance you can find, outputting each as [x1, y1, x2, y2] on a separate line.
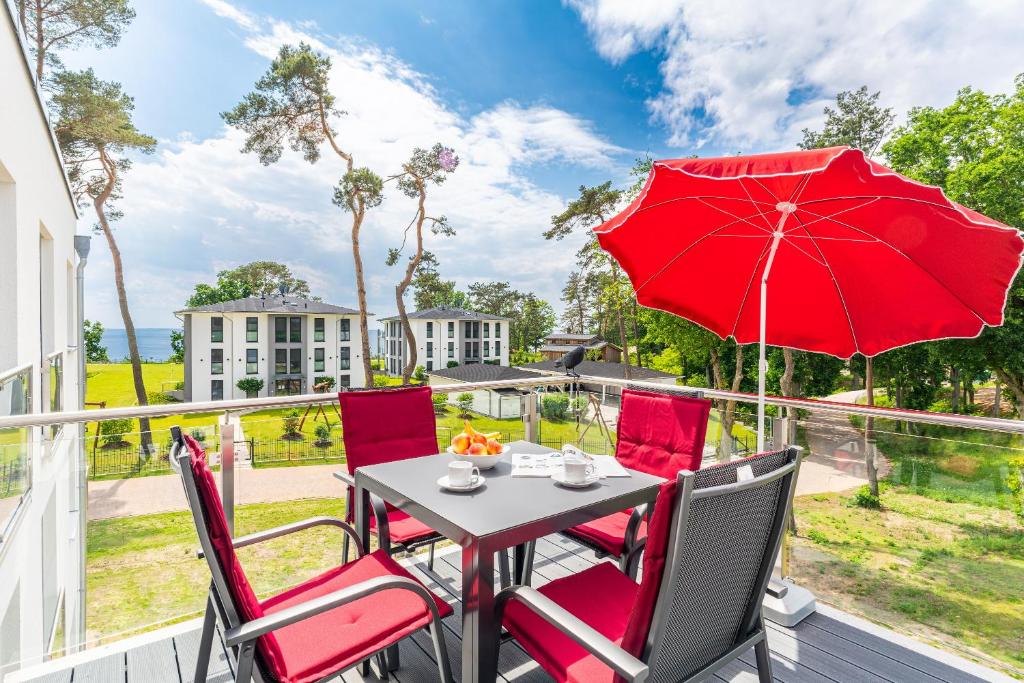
[172, 627, 232, 683]
[126, 638, 180, 683]
[67, 652, 125, 682]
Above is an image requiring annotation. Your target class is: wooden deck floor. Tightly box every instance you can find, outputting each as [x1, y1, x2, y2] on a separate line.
[15, 535, 1014, 683]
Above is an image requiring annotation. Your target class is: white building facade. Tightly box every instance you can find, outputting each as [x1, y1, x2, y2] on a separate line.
[179, 296, 368, 401]
[379, 307, 510, 376]
[1, 1, 88, 674]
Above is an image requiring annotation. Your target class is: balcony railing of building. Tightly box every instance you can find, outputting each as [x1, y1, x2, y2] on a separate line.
[0, 372, 1022, 679]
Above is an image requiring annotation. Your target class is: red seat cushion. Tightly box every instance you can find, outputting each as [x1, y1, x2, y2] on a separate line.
[562, 510, 647, 556]
[615, 389, 711, 478]
[503, 562, 639, 683]
[261, 549, 453, 683]
[370, 509, 440, 545]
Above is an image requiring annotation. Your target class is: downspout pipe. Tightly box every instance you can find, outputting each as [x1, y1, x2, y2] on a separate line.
[73, 234, 90, 652]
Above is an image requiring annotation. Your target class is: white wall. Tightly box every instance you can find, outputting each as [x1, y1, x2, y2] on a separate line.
[382, 316, 510, 375]
[0, 3, 85, 675]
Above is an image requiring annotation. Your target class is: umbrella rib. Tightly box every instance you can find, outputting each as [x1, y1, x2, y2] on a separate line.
[782, 198, 883, 236]
[797, 206, 990, 326]
[749, 176, 782, 203]
[695, 198, 774, 235]
[791, 213, 861, 353]
[798, 194, 997, 227]
[633, 213, 770, 294]
[634, 195, 777, 218]
[729, 238, 774, 338]
[737, 177, 776, 232]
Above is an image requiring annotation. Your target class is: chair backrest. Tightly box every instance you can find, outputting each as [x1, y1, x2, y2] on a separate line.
[618, 447, 801, 683]
[614, 388, 711, 478]
[172, 428, 289, 682]
[338, 385, 439, 475]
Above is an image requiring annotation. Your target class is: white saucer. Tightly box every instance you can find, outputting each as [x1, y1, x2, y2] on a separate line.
[437, 475, 485, 492]
[552, 471, 600, 488]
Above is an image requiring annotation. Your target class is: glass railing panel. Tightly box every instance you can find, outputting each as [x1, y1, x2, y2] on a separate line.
[0, 366, 32, 543]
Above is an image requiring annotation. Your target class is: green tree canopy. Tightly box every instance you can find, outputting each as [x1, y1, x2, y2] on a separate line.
[185, 261, 314, 308]
[17, 0, 135, 81]
[83, 319, 108, 362]
[799, 86, 895, 156]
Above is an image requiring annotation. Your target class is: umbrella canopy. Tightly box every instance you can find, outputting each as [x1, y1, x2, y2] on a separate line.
[595, 146, 1024, 448]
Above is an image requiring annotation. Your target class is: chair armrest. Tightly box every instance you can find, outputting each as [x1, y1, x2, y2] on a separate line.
[496, 586, 649, 683]
[224, 575, 444, 647]
[333, 470, 355, 486]
[623, 503, 648, 550]
[623, 538, 647, 580]
[333, 470, 390, 549]
[198, 517, 364, 560]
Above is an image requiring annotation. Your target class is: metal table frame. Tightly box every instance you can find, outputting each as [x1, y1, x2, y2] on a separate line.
[352, 441, 664, 683]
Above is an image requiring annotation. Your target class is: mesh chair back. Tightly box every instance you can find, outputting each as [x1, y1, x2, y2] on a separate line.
[338, 385, 438, 475]
[615, 388, 711, 477]
[624, 383, 704, 399]
[172, 431, 288, 681]
[641, 448, 801, 683]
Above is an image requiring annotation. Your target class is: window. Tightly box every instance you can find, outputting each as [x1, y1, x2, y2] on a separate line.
[340, 319, 351, 341]
[426, 361, 433, 371]
[464, 321, 472, 337]
[275, 379, 302, 396]
[211, 348, 223, 375]
[495, 322, 501, 336]
[289, 348, 302, 374]
[289, 316, 301, 343]
[448, 321, 454, 338]
[484, 341, 490, 356]
[495, 340, 501, 356]
[246, 316, 258, 342]
[448, 342, 454, 358]
[246, 348, 258, 374]
[427, 341, 433, 357]
[314, 348, 325, 372]
[314, 318, 325, 342]
[275, 349, 287, 374]
[275, 317, 286, 343]
[426, 322, 433, 338]
[473, 322, 480, 338]
[484, 323, 490, 337]
[338, 374, 351, 388]
[339, 347, 350, 370]
[211, 317, 223, 343]
[211, 380, 223, 400]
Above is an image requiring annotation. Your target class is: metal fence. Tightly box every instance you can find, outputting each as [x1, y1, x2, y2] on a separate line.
[0, 460, 28, 497]
[249, 437, 345, 465]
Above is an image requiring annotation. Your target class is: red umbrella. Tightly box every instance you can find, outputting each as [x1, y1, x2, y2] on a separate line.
[594, 146, 1024, 450]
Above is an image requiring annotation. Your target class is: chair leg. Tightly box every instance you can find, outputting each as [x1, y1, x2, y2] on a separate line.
[358, 659, 370, 677]
[428, 623, 454, 683]
[234, 642, 256, 683]
[343, 532, 350, 564]
[386, 643, 400, 672]
[427, 540, 436, 570]
[498, 548, 511, 589]
[754, 634, 774, 682]
[194, 591, 216, 683]
[375, 651, 390, 680]
[520, 541, 535, 586]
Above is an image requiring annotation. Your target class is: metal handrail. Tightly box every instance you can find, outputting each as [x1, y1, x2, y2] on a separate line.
[0, 363, 33, 385]
[0, 371, 1021, 434]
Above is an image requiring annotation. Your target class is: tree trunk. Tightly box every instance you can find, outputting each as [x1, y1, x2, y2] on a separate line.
[965, 376, 974, 406]
[993, 367, 1024, 418]
[94, 193, 152, 454]
[609, 263, 631, 379]
[397, 182, 427, 384]
[717, 345, 744, 463]
[351, 205, 374, 387]
[993, 378, 1002, 417]
[950, 366, 960, 413]
[864, 356, 879, 497]
[780, 348, 796, 418]
[630, 299, 642, 368]
[33, 0, 44, 82]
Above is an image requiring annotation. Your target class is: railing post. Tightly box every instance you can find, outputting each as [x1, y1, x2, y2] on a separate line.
[523, 390, 538, 443]
[220, 415, 235, 536]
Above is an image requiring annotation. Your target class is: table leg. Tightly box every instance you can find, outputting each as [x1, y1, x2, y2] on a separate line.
[513, 542, 535, 586]
[462, 540, 498, 683]
[353, 481, 371, 555]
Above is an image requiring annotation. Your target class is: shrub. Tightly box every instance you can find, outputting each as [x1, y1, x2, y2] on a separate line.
[99, 418, 134, 447]
[849, 484, 881, 509]
[313, 422, 333, 445]
[456, 393, 474, 418]
[541, 394, 570, 421]
[432, 393, 449, 415]
[282, 409, 302, 440]
[189, 428, 208, 443]
[313, 376, 335, 391]
[447, 360, 459, 368]
[236, 377, 264, 398]
[414, 365, 427, 382]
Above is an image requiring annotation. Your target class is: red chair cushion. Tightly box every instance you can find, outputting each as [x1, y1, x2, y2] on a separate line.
[615, 389, 711, 477]
[503, 562, 639, 683]
[261, 549, 453, 683]
[339, 386, 439, 475]
[562, 510, 647, 557]
[371, 509, 440, 545]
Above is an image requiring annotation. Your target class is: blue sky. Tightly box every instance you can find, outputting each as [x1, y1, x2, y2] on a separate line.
[66, 0, 1024, 328]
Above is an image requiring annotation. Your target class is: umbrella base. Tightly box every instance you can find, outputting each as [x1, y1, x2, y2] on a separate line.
[764, 579, 817, 627]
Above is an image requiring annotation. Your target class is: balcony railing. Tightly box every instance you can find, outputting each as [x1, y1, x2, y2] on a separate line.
[0, 364, 32, 544]
[0, 373, 1022, 679]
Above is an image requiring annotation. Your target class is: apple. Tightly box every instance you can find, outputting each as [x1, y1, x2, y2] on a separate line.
[468, 443, 488, 456]
[452, 434, 471, 454]
[471, 433, 487, 446]
[486, 438, 502, 455]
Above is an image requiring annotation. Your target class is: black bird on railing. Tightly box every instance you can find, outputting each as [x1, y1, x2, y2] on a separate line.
[555, 345, 586, 378]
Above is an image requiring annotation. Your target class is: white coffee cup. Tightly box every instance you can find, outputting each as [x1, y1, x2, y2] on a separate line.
[563, 456, 595, 484]
[448, 460, 480, 487]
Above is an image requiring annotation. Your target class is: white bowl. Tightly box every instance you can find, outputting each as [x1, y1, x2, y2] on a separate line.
[446, 444, 508, 469]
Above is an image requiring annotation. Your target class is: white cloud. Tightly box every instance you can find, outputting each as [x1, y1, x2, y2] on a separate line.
[87, 3, 627, 327]
[568, 0, 1024, 150]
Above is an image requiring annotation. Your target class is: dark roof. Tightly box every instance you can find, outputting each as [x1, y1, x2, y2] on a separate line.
[178, 295, 360, 315]
[516, 360, 677, 381]
[545, 333, 599, 342]
[379, 307, 507, 322]
[427, 364, 540, 383]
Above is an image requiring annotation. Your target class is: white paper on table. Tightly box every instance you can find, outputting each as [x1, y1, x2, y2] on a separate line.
[590, 454, 631, 478]
[510, 451, 563, 477]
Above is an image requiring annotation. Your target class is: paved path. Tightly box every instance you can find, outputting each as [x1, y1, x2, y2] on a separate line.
[88, 464, 344, 520]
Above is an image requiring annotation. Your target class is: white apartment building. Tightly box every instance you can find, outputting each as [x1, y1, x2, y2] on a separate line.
[178, 296, 368, 401]
[379, 307, 510, 376]
[1, 1, 88, 674]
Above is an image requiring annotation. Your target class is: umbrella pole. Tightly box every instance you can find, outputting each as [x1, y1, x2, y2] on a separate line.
[758, 209, 792, 453]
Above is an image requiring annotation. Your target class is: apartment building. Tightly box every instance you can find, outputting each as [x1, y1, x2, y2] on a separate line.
[379, 307, 510, 376]
[178, 296, 368, 401]
[1, 1, 88, 673]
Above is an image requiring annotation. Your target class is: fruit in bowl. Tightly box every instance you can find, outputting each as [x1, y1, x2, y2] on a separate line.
[448, 421, 507, 468]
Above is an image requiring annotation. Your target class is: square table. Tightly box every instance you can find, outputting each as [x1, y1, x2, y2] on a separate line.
[352, 440, 665, 683]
